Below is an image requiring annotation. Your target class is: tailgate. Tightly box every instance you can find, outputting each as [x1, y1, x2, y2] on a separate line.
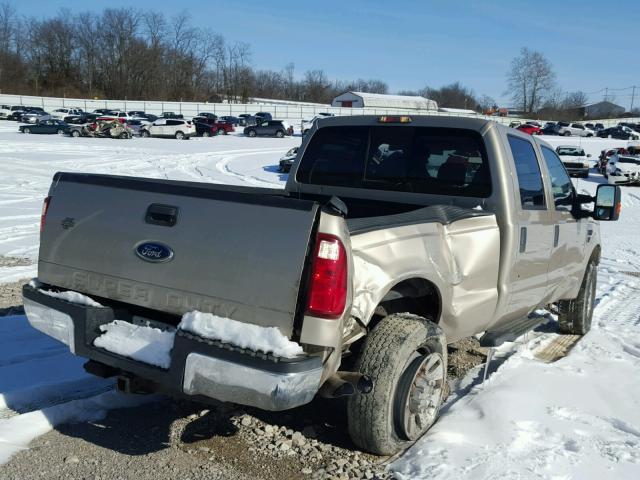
[38, 173, 319, 337]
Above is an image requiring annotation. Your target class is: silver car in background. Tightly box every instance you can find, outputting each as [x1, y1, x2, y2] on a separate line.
[555, 122, 595, 137]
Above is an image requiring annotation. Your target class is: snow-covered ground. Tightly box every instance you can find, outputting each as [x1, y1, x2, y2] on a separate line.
[0, 122, 639, 478]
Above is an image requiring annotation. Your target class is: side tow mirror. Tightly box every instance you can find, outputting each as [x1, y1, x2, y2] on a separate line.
[593, 184, 622, 221]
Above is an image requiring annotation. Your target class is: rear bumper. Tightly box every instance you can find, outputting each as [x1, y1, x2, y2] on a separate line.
[22, 285, 323, 411]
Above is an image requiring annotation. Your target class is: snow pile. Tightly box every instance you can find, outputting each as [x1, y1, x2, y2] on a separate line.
[30, 280, 103, 307]
[179, 311, 303, 358]
[93, 320, 175, 369]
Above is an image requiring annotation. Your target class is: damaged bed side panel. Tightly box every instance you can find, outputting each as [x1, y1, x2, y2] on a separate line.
[349, 214, 501, 343]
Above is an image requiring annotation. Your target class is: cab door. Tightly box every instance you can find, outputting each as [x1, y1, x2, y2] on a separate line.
[539, 145, 587, 299]
[505, 135, 554, 317]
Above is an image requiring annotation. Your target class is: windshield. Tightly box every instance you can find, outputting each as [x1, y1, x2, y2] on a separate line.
[297, 126, 491, 198]
[557, 148, 584, 156]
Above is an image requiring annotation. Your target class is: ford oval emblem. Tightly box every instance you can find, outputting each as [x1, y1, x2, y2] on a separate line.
[135, 242, 174, 263]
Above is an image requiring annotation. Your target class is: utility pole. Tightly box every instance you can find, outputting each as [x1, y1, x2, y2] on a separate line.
[604, 87, 608, 102]
[631, 86, 636, 113]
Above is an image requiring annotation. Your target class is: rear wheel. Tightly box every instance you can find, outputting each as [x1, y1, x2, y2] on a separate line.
[175, 131, 185, 140]
[558, 261, 597, 335]
[218, 129, 227, 135]
[564, 131, 571, 136]
[71, 130, 81, 137]
[347, 313, 447, 455]
[275, 130, 284, 138]
[23, 128, 31, 134]
[202, 131, 211, 137]
[248, 129, 257, 137]
[141, 130, 150, 138]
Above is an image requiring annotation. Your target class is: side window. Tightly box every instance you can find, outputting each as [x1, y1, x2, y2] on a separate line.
[541, 146, 574, 209]
[508, 135, 546, 209]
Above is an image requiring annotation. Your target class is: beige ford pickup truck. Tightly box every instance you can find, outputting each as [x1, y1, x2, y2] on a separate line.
[23, 115, 621, 455]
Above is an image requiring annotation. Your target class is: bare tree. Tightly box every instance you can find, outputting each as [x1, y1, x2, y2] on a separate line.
[506, 47, 556, 113]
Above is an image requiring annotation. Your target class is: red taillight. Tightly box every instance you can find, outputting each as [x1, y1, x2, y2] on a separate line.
[305, 233, 347, 319]
[40, 196, 51, 232]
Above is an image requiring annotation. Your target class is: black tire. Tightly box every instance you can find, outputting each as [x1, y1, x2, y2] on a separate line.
[347, 313, 447, 455]
[141, 130, 150, 138]
[202, 131, 211, 137]
[275, 130, 284, 138]
[218, 129, 227, 135]
[563, 131, 571, 136]
[23, 128, 31, 134]
[558, 261, 597, 335]
[248, 129, 257, 137]
[57, 129, 64, 135]
[71, 130, 81, 137]
[175, 131, 185, 140]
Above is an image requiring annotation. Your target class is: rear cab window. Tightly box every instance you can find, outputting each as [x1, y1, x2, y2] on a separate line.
[296, 126, 491, 198]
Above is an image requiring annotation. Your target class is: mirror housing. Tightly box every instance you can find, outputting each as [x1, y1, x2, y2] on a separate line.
[593, 184, 622, 221]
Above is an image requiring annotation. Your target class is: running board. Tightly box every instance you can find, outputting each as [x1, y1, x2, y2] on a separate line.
[479, 313, 547, 347]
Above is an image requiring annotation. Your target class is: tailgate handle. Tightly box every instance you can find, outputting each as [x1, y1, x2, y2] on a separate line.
[145, 204, 179, 226]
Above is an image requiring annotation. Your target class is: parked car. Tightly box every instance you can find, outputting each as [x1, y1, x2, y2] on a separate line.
[65, 119, 133, 139]
[301, 115, 334, 135]
[51, 108, 83, 120]
[238, 114, 256, 126]
[219, 116, 241, 126]
[194, 121, 218, 137]
[9, 106, 41, 121]
[24, 115, 620, 457]
[127, 112, 157, 123]
[554, 122, 595, 137]
[140, 119, 194, 139]
[0, 105, 25, 120]
[541, 122, 558, 135]
[244, 120, 291, 138]
[255, 111, 272, 122]
[65, 113, 99, 125]
[509, 120, 522, 128]
[598, 126, 638, 140]
[97, 111, 132, 122]
[594, 123, 605, 132]
[606, 153, 640, 184]
[193, 116, 235, 135]
[161, 112, 184, 119]
[194, 112, 217, 121]
[516, 123, 543, 135]
[621, 126, 640, 140]
[555, 145, 591, 177]
[19, 119, 68, 134]
[21, 110, 52, 124]
[92, 109, 115, 115]
[126, 120, 146, 136]
[278, 147, 299, 172]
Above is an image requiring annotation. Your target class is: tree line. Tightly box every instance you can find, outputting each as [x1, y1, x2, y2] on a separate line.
[0, 4, 391, 103]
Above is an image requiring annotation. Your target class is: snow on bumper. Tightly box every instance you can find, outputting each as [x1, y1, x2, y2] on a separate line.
[21, 284, 324, 411]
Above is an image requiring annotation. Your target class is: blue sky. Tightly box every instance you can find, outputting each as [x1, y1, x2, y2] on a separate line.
[9, 0, 640, 107]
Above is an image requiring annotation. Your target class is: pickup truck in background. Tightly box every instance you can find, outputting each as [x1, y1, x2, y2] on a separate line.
[23, 116, 621, 455]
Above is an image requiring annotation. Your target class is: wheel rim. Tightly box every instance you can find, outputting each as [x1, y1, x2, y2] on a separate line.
[203, 131, 210, 137]
[395, 351, 445, 441]
[176, 132, 184, 139]
[24, 129, 30, 134]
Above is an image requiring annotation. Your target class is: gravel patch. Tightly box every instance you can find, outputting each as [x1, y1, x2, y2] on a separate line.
[0, 278, 27, 316]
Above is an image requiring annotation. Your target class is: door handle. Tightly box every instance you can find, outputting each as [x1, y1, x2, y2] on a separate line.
[554, 225, 560, 247]
[519, 227, 527, 253]
[145, 204, 179, 227]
